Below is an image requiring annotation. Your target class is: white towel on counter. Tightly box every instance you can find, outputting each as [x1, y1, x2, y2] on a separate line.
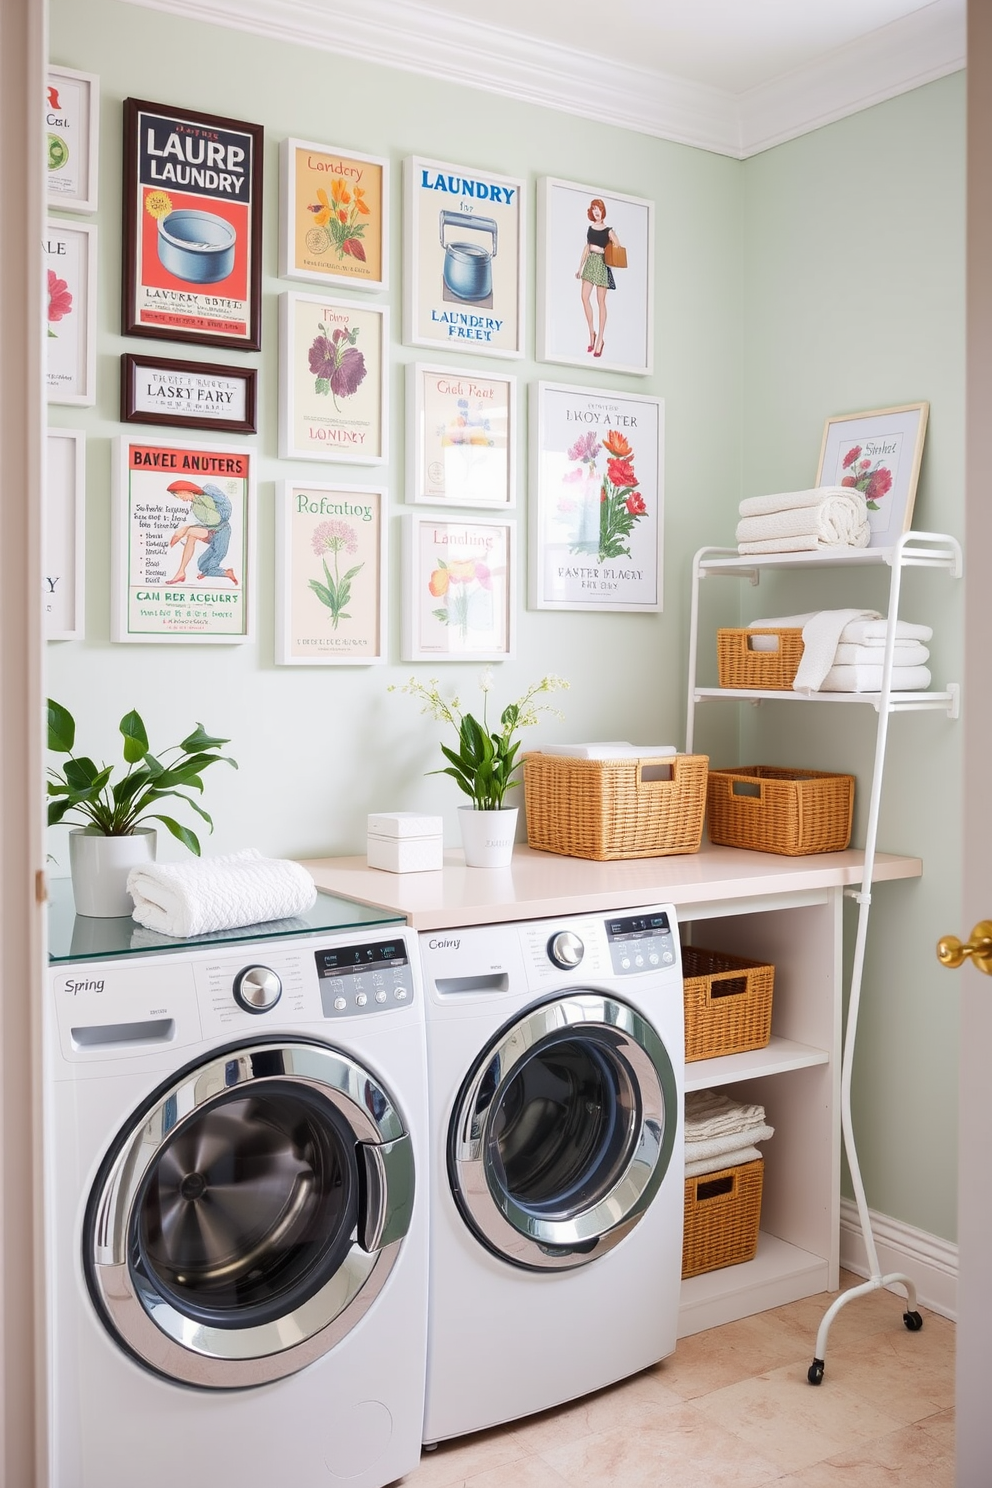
[128, 848, 318, 938]
[735, 486, 869, 553]
[833, 640, 930, 667]
[685, 1145, 764, 1179]
[820, 664, 932, 693]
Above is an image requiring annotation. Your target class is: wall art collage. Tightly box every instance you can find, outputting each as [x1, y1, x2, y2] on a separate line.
[44, 77, 670, 660]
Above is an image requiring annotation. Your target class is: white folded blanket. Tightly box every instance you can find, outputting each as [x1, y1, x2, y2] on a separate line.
[685, 1145, 763, 1179]
[128, 849, 318, 938]
[685, 1088, 767, 1138]
[839, 617, 933, 645]
[684, 1126, 776, 1163]
[820, 664, 932, 692]
[739, 486, 861, 518]
[833, 641, 929, 666]
[736, 486, 869, 553]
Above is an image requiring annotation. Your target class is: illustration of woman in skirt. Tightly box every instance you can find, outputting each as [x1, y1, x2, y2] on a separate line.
[575, 198, 622, 358]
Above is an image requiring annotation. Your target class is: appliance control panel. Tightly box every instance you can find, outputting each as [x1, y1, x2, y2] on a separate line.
[314, 937, 415, 1017]
[605, 910, 677, 976]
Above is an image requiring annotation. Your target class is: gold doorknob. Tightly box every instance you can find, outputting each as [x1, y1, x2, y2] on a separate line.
[936, 921, 992, 975]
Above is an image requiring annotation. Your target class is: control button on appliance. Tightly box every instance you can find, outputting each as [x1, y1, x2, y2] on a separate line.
[548, 930, 584, 970]
[375, 990, 388, 1004]
[233, 965, 283, 1014]
[394, 987, 409, 1000]
[333, 997, 347, 1011]
[356, 993, 368, 1007]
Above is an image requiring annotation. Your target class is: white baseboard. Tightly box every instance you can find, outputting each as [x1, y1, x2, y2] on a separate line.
[840, 1198, 957, 1322]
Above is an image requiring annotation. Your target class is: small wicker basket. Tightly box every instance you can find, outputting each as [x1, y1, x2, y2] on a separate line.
[682, 946, 774, 1062]
[706, 764, 855, 856]
[682, 1158, 764, 1279]
[717, 628, 804, 690]
[523, 752, 708, 861]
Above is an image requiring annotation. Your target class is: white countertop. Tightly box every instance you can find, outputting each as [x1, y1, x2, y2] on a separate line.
[300, 842, 922, 930]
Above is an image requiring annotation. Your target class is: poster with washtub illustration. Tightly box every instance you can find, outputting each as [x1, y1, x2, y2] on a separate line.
[403, 156, 525, 359]
[401, 514, 515, 661]
[279, 293, 387, 464]
[529, 382, 664, 613]
[275, 483, 386, 666]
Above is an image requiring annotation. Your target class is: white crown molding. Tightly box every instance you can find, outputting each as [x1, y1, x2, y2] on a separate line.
[121, 0, 964, 160]
[840, 1196, 958, 1322]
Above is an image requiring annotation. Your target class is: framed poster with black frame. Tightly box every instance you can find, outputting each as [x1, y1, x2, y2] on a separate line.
[121, 352, 257, 435]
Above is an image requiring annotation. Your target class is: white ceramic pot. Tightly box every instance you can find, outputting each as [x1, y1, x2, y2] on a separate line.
[68, 826, 157, 918]
[457, 806, 518, 869]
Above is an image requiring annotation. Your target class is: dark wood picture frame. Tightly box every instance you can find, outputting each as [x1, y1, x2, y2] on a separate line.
[122, 98, 263, 351]
[121, 352, 257, 434]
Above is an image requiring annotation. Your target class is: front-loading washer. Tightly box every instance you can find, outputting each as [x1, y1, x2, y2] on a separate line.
[44, 895, 428, 1488]
[420, 904, 684, 1444]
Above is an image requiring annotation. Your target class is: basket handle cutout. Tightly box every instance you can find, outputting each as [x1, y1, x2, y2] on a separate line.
[711, 975, 747, 1000]
[731, 779, 762, 800]
[695, 1174, 736, 1202]
[746, 634, 779, 652]
[638, 761, 674, 785]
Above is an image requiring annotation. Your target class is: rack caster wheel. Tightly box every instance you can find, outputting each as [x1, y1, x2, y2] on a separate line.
[807, 1359, 825, 1385]
[903, 1310, 923, 1332]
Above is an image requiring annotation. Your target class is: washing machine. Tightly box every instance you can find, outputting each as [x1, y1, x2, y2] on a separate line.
[420, 903, 684, 1444]
[44, 890, 429, 1488]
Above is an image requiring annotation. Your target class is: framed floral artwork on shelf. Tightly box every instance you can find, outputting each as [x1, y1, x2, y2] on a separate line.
[406, 362, 516, 508]
[536, 177, 654, 377]
[279, 293, 388, 463]
[816, 402, 929, 548]
[46, 66, 99, 212]
[401, 513, 515, 661]
[279, 138, 388, 292]
[403, 156, 525, 359]
[529, 381, 664, 613]
[275, 482, 386, 665]
[45, 218, 97, 406]
[45, 429, 86, 641]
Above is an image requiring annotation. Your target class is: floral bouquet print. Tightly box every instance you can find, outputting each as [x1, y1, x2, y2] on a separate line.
[48, 269, 72, 338]
[307, 178, 371, 264]
[428, 556, 493, 639]
[839, 444, 894, 511]
[561, 429, 648, 563]
[309, 519, 364, 629]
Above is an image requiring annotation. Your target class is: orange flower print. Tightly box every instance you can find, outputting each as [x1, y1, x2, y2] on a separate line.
[428, 567, 450, 597]
[330, 178, 351, 207]
[603, 430, 632, 458]
[306, 169, 372, 269]
[353, 186, 370, 216]
[308, 188, 333, 227]
[447, 559, 477, 583]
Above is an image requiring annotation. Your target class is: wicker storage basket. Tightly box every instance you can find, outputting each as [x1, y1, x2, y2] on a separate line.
[682, 946, 774, 1062]
[717, 628, 804, 690]
[707, 764, 855, 856]
[523, 753, 708, 861]
[682, 1158, 764, 1279]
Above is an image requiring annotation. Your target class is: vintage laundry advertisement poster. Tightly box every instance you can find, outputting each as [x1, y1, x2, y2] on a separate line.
[403, 156, 524, 359]
[122, 98, 263, 349]
[402, 514, 515, 661]
[530, 382, 664, 613]
[280, 138, 387, 291]
[275, 483, 385, 666]
[112, 436, 253, 643]
[279, 293, 387, 463]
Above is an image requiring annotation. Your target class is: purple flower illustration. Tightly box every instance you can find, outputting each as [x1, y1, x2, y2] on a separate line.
[308, 323, 368, 411]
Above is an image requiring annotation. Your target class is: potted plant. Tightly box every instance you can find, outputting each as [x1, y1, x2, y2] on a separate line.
[392, 670, 568, 867]
[47, 699, 237, 917]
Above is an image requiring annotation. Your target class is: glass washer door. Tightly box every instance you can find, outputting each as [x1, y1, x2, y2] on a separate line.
[85, 1039, 415, 1389]
[448, 993, 677, 1271]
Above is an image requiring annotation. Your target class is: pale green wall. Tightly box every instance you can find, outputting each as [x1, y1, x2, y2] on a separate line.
[48, 1, 964, 1244]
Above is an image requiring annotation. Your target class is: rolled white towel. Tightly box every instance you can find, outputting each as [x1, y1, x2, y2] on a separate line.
[735, 486, 869, 552]
[820, 664, 932, 693]
[128, 848, 318, 938]
[685, 1145, 764, 1179]
[833, 640, 930, 666]
[739, 485, 857, 518]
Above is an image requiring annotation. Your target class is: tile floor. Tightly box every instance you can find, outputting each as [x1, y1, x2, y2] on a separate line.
[398, 1272, 955, 1487]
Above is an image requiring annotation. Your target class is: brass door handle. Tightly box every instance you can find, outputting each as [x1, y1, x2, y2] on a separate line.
[936, 921, 992, 975]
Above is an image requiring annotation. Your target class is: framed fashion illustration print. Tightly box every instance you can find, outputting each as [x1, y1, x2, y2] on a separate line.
[275, 482, 386, 665]
[536, 177, 654, 377]
[403, 156, 525, 359]
[279, 293, 388, 463]
[47, 66, 99, 212]
[401, 513, 516, 661]
[280, 138, 388, 292]
[529, 381, 664, 613]
[45, 218, 97, 406]
[122, 98, 263, 350]
[406, 363, 516, 508]
[121, 353, 257, 435]
[816, 402, 929, 549]
[111, 435, 254, 644]
[45, 429, 85, 640]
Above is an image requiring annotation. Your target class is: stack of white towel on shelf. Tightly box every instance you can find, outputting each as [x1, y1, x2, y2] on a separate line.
[684, 1089, 774, 1178]
[735, 486, 870, 554]
[749, 608, 933, 694]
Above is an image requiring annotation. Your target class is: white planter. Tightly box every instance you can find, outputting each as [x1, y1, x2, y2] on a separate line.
[68, 827, 157, 918]
[457, 806, 518, 868]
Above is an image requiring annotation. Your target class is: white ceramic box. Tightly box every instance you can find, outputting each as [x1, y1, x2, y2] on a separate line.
[367, 812, 444, 873]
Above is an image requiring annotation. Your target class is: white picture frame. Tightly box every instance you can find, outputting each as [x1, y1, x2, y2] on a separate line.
[279, 292, 388, 464]
[401, 512, 516, 661]
[279, 137, 389, 293]
[529, 381, 664, 613]
[45, 429, 85, 641]
[46, 65, 99, 213]
[275, 481, 387, 666]
[406, 362, 517, 508]
[45, 218, 97, 407]
[536, 176, 655, 377]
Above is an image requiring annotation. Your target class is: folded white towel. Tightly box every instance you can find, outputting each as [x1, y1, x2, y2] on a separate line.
[735, 486, 869, 553]
[820, 664, 932, 693]
[685, 1145, 764, 1179]
[128, 849, 318, 938]
[792, 609, 881, 693]
[739, 485, 860, 518]
[833, 641, 930, 666]
[838, 617, 933, 645]
[685, 1088, 767, 1138]
[684, 1125, 776, 1163]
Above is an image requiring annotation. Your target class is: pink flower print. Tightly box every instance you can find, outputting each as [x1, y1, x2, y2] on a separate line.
[567, 432, 599, 463]
[312, 519, 359, 557]
[47, 270, 72, 337]
[625, 491, 647, 516]
[865, 467, 893, 504]
[842, 445, 862, 470]
[474, 562, 492, 590]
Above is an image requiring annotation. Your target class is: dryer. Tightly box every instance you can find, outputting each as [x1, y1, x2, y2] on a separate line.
[420, 904, 684, 1444]
[44, 895, 428, 1488]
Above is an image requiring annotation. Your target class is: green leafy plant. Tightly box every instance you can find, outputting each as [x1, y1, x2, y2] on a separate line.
[392, 670, 568, 811]
[47, 700, 237, 855]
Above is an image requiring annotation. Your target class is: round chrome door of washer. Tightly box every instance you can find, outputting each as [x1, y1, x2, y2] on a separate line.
[84, 1039, 415, 1388]
[448, 994, 677, 1271]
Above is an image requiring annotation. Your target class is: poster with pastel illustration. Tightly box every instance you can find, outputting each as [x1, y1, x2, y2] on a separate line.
[279, 293, 388, 463]
[402, 514, 515, 660]
[280, 138, 387, 291]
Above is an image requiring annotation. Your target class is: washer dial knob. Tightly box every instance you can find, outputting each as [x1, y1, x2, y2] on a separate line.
[548, 931, 584, 969]
[233, 965, 283, 1013]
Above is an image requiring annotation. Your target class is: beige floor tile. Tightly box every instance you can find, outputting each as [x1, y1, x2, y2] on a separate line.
[764, 1275, 924, 1353]
[537, 1413, 784, 1488]
[505, 1367, 684, 1453]
[769, 1417, 955, 1487]
[397, 1425, 530, 1488]
[659, 1311, 817, 1399]
[821, 1327, 955, 1422]
[917, 1406, 956, 1455]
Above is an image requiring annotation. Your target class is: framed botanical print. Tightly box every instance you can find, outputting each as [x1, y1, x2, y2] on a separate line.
[280, 138, 388, 292]
[816, 402, 929, 548]
[279, 293, 388, 464]
[275, 482, 386, 665]
[45, 218, 97, 406]
[46, 65, 99, 212]
[402, 513, 515, 661]
[45, 429, 85, 640]
[406, 362, 516, 508]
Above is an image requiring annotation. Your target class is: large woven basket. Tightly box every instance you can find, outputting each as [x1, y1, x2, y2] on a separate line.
[523, 753, 708, 861]
[706, 764, 854, 856]
[682, 1158, 764, 1279]
[717, 628, 804, 690]
[682, 946, 774, 1062]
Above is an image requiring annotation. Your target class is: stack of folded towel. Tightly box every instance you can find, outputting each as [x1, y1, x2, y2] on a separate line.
[684, 1089, 775, 1178]
[127, 848, 318, 937]
[736, 486, 870, 554]
[749, 608, 933, 694]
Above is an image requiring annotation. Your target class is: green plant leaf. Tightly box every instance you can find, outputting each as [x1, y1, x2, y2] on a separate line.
[63, 757, 107, 791]
[119, 709, 149, 764]
[180, 724, 231, 753]
[47, 699, 75, 753]
[147, 815, 202, 855]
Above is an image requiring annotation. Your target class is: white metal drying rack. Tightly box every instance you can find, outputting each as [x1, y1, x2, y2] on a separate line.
[685, 530, 963, 1386]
